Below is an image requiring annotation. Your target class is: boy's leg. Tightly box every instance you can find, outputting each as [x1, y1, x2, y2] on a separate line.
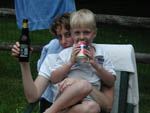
[61, 101, 100, 113]
[44, 79, 92, 113]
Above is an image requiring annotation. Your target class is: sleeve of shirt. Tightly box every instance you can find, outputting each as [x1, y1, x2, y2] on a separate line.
[48, 55, 65, 77]
[38, 54, 59, 80]
[48, 48, 72, 79]
[103, 51, 117, 76]
[37, 39, 62, 72]
[39, 47, 71, 80]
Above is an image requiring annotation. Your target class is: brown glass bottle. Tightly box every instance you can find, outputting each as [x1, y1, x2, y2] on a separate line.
[19, 19, 30, 62]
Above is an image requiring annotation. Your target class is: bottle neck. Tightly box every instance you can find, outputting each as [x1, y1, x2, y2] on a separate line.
[22, 28, 29, 35]
[22, 22, 29, 35]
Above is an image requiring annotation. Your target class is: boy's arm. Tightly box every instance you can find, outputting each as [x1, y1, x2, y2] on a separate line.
[50, 46, 79, 84]
[37, 39, 62, 72]
[90, 86, 114, 113]
[12, 42, 48, 103]
[86, 46, 115, 87]
[92, 62, 115, 87]
[50, 61, 73, 84]
[20, 62, 49, 103]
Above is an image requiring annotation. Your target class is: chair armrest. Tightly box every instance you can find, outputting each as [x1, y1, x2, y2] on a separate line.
[110, 71, 134, 113]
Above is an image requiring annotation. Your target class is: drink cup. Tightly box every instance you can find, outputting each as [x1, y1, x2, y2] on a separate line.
[76, 41, 88, 63]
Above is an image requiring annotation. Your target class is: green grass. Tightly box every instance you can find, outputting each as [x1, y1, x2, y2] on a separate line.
[95, 24, 150, 53]
[0, 17, 150, 113]
[0, 50, 40, 113]
[0, 77, 27, 113]
[137, 64, 150, 113]
[0, 17, 52, 45]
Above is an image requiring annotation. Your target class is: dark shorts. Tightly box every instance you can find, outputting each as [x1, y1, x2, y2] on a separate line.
[40, 98, 52, 113]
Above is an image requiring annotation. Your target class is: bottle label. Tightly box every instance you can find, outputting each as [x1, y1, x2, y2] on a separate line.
[20, 44, 29, 57]
[77, 42, 87, 57]
[76, 41, 88, 63]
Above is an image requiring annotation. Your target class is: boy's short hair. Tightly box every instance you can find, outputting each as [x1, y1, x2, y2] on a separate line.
[70, 9, 96, 30]
[50, 13, 70, 36]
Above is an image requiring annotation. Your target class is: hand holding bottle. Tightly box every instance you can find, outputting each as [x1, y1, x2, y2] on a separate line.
[11, 41, 21, 60]
[11, 41, 33, 62]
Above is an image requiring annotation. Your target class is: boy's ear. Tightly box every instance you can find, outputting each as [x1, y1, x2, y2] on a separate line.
[93, 28, 98, 38]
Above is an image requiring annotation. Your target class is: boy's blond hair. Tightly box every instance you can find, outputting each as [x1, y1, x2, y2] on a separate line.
[70, 9, 97, 30]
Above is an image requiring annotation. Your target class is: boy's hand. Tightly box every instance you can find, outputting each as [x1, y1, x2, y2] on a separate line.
[70, 44, 80, 65]
[85, 46, 95, 61]
[58, 78, 84, 93]
[11, 42, 20, 60]
[11, 42, 33, 61]
[85, 46, 99, 67]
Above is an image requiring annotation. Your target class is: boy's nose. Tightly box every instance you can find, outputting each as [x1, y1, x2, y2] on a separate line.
[61, 37, 67, 45]
[79, 33, 84, 40]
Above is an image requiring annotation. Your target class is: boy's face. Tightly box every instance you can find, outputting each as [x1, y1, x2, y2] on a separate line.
[56, 25, 74, 49]
[71, 27, 97, 45]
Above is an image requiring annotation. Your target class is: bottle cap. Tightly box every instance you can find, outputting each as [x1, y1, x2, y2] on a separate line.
[22, 19, 28, 28]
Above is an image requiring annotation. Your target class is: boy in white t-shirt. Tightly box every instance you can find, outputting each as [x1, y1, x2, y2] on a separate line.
[43, 9, 116, 113]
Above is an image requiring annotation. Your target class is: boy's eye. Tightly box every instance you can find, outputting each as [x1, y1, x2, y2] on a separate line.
[74, 31, 80, 35]
[73, 30, 91, 36]
[83, 31, 91, 35]
[64, 32, 71, 38]
[57, 35, 62, 40]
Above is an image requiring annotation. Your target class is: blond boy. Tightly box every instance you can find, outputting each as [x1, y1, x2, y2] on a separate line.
[43, 9, 116, 113]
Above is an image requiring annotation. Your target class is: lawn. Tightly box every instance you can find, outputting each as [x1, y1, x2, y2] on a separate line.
[0, 17, 150, 113]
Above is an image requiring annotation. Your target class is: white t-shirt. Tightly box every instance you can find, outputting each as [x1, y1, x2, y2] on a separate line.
[39, 54, 59, 102]
[39, 43, 116, 101]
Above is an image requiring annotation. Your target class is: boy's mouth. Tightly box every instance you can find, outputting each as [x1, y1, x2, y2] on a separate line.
[77, 39, 88, 45]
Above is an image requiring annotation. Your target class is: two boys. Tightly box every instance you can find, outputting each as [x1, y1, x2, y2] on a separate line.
[12, 9, 116, 113]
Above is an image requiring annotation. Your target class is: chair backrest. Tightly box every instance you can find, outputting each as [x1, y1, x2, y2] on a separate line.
[99, 44, 139, 113]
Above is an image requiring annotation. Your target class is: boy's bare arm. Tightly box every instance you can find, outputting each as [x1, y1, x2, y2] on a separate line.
[12, 42, 48, 103]
[50, 45, 79, 84]
[50, 61, 73, 84]
[20, 62, 48, 103]
[86, 46, 115, 87]
[90, 86, 114, 113]
[93, 62, 115, 87]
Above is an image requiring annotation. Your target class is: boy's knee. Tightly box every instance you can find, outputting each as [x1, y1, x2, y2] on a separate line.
[104, 104, 113, 113]
[77, 79, 92, 94]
